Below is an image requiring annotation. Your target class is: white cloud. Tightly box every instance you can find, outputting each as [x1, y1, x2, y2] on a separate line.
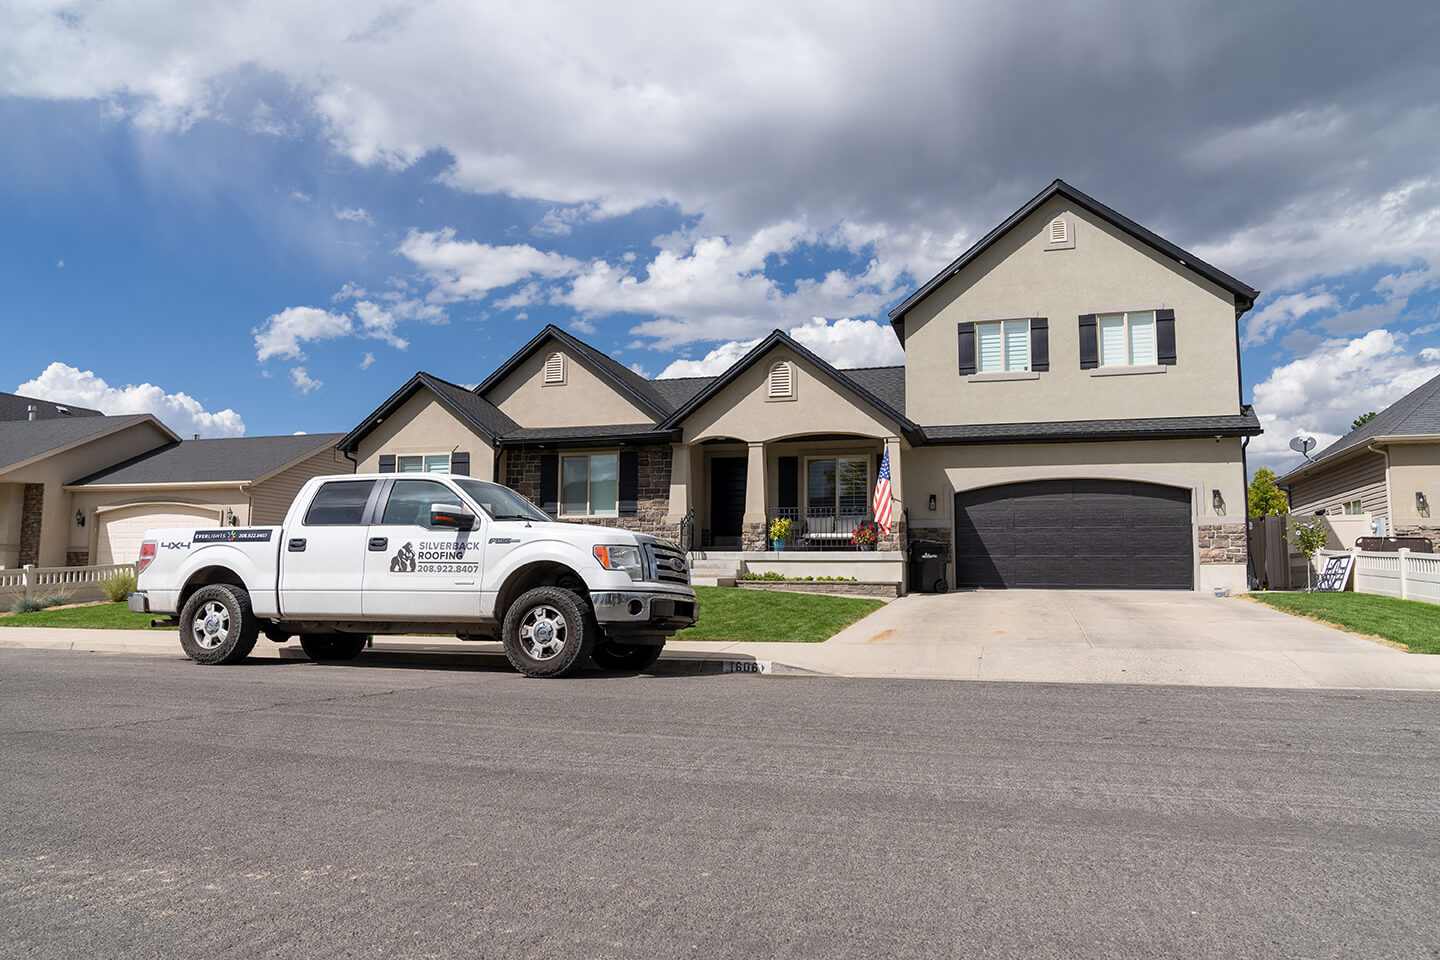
[16, 362, 245, 437]
[656, 316, 902, 378]
[290, 190, 312, 203]
[55, 259, 63, 268]
[657, 339, 758, 379]
[359, 351, 375, 369]
[289, 366, 323, 393]
[353, 301, 410, 350]
[568, 318, 597, 334]
[1248, 330, 1440, 471]
[333, 205, 374, 225]
[253, 306, 352, 363]
[1242, 290, 1338, 348]
[397, 228, 582, 302]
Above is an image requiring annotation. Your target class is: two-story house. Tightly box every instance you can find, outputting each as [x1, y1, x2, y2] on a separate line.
[337, 180, 1261, 593]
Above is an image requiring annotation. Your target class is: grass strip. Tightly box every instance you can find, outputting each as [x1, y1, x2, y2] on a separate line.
[1248, 591, 1440, 655]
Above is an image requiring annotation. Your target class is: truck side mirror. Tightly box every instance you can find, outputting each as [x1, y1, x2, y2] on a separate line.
[430, 503, 475, 530]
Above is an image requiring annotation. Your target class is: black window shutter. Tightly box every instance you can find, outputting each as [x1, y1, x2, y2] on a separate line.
[1156, 309, 1177, 365]
[957, 322, 976, 376]
[450, 451, 470, 476]
[378, 454, 396, 474]
[778, 457, 798, 510]
[539, 454, 559, 516]
[1030, 317, 1049, 372]
[1078, 314, 1098, 369]
[618, 451, 639, 516]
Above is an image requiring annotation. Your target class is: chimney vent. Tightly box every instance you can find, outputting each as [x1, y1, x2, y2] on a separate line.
[26, 405, 36, 421]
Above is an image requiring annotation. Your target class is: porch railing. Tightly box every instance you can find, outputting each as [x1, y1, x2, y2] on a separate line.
[765, 506, 875, 551]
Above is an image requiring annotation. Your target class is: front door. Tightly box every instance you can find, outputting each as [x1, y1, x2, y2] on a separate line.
[362, 478, 485, 619]
[709, 457, 747, 546]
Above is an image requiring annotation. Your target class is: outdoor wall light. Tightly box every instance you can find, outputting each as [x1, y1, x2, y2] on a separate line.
[1212, 489, 1224, 511]
[224, 508, 237, 526]
[928, 494, 937, 511]
[1418, 491, 1430, 516]
[74, 510, 85, 528]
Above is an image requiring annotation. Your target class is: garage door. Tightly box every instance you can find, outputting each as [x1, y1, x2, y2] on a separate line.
[954, 480, 1193, 589]
[96, 505, 222, 566]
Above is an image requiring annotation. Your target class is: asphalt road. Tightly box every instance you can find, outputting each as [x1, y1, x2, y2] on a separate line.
[1, 649, 1437, 960]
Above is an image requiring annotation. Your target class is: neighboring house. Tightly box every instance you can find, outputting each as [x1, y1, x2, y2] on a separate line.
[337, 179, 1262, 593]
[1278, 371, 1440, 549]
[0, 387, 352, 568]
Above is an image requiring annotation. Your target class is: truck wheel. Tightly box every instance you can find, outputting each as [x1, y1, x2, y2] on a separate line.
[299, 634, 368, 661]
[179, 584, 259, 665]
[591, 640, 664, 672]
[502, 586, 595, 678]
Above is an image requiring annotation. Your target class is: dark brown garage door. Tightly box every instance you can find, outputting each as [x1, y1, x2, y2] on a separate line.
[954, 480, 1193, 589]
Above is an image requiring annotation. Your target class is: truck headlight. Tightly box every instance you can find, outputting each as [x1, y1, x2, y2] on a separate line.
[593, 544, 645, 580]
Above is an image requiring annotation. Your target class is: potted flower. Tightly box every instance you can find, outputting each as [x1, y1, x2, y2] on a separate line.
[768, 516, 793, 551]
[850, 520, 879, 551]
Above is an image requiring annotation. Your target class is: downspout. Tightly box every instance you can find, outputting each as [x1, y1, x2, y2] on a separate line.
[241, 482, 253, 525]
[1369, 440, 1392, 534]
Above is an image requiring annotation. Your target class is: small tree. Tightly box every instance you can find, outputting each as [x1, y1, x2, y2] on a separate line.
[1287, 517, 1330, 591]
[1247, 467, 1289, 518]
[1352, 411, 1377, 431]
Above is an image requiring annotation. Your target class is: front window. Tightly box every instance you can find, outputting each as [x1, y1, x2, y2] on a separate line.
[380, 480, 464, 526]
[561, 453, 618, 517]
[807, 456, 870, 518]
[1097, 311, 1156, 366]
[1342, 499, 1364, 515]
[397, 454, 450, 473]
[976, 319, 1030, 372]
[455, 479, 552, 523]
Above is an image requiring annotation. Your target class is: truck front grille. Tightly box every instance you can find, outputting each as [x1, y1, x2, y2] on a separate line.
[646, 543, 690, 585]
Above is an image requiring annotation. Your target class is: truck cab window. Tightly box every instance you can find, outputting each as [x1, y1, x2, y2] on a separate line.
[303, 480, 377, 525]
[381, 480, 464, 526]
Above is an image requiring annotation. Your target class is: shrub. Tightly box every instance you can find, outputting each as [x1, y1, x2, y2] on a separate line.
[1287, 517, 1331, 591]
[738, 572, 858, 582]
[41, 590, 73, 608]
[768, 517, 794, 542]
[102, 569, 138, 603]
[850, 521, 879, 547]
[10, 595, 48, 614]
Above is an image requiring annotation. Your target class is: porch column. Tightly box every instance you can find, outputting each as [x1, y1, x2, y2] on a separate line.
[665, 442, 690, 524]
[742, 441, 768, 551]
[882, 435, 905, 551]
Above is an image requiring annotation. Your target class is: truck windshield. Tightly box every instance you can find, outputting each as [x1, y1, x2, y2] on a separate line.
[454, 479, 553, 523]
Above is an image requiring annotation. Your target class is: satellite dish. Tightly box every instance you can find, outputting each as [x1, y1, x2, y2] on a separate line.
[1289, 436, 1316, 459]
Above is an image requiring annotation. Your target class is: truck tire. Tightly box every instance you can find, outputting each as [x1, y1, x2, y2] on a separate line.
[502, 586, 596, 678]
[591, 640, 665, 672]
[179, 584, 260, 665]
[299, 634, 368, 661]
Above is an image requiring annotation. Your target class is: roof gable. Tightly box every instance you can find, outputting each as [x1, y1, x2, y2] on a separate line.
[70, 433, 345, 486]
[0, 415, 174, 475]
[475, 325, 672, 420]
[887, 180, 1260, 339]
[337, 372, 517, 453]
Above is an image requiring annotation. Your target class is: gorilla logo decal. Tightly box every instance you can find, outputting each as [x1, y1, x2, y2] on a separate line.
[390, 542, 416, 573]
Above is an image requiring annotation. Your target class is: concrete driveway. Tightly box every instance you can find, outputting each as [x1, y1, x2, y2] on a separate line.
[687, 590, 1440, 689]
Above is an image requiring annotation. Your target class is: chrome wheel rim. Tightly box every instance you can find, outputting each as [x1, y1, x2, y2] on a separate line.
[192, 600, 230, 650]
[518, 604, 567, 661]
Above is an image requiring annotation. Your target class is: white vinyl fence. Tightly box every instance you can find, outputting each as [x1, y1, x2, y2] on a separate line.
[1319, 549, 1440, 605]
[0, 563, 136, 606]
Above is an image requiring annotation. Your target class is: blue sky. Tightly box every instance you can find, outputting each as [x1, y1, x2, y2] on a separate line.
[2, 1, 1438, 474]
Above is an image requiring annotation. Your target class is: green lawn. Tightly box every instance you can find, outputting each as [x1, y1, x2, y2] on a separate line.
[1249, 591, 1440, 655]
[674, 585, 884, 643]
[0, 601, 164, 630]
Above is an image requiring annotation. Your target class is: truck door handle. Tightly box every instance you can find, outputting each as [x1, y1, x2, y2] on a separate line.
[368, 537, 388, 551]
[288, 538, 307, 552]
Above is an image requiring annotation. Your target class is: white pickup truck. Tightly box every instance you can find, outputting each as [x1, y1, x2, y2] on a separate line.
[128, 473, 697, 678]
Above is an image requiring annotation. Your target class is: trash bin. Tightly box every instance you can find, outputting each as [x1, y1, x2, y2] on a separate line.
[908, 539, 949, 594]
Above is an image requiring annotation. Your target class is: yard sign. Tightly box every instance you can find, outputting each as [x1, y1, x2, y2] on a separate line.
[1313, 554, 1355, 592]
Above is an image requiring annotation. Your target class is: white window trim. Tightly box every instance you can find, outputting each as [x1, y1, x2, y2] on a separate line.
[543, 352, 566, 386]
[1342, 499, 1365, 515]
[1089, 365, 1167, 378]
[395, 453, 451, 473]
[559, 451, 620, 518]
[1096, 310, 1159, 368]
[968, 371, 1041, 383]
[974, 318, 1032, 374]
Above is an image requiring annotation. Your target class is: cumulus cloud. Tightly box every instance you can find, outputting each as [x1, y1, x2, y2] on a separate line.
[359, 351, 375, 369]
[253, 306, 353, 363]
[398, 228, 582, 302]
[1248, 330, 1440, 471]
[1242, 291, 1338, 348]
[290, 366, 323, 393]
[656, 316, 903, 378]
[16, 362, 245, 437]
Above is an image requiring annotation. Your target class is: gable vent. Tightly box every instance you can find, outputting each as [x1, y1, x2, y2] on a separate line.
[1049, 216, 1069, 245]
[767, 360, 794, 399]
[543, 352, 565, 384]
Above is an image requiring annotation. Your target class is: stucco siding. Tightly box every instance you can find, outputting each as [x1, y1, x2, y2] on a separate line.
[355, 391, 494, 477]
[902, 196, 1242, 426]
[486, 343, 656, 428]
[1286, 450, 1389, 520]
[250, 444, 353, 524]
[1385, 442, 1440, 525]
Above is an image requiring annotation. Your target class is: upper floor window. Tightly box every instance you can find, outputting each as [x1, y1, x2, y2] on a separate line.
[561, 453, 618, 517]
[1097, 311, 1156, 367]
[543, 352, 565, 384]
[976, 319, 1031, 373]
[398, 454, 450, 473]
[767, 361, 794, 399]
[1342, 499, 1364, 515]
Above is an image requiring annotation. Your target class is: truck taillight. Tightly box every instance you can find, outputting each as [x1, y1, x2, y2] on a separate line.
[138, 541, 157, 574]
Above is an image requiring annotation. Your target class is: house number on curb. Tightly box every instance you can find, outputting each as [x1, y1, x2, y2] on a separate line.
[723, 660, 772, 674]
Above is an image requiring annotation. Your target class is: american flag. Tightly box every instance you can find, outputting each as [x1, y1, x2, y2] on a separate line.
[873, 449, 892, 537]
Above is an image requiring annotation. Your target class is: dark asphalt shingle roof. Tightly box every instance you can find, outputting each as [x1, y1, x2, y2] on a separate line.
[421, 375, 519, 438]
[0, 390, 104, 422]
[845, 367, 906, 417]
[920, 408, 1262, 444]
[72, 433, 345, 485]
[648, 376, 715, 410]
[0, 415, 151, 473]
[1301, 371, 1440, 468]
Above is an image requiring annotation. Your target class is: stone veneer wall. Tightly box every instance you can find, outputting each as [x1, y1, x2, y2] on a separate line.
[1198, 522, 1247, 564]
[505, 444, 678, 543]
[1394, 525, 1440, 552]
[66, 551, 90, 567]
[738, 581, 900, 598]
[18, 483, 43, 568]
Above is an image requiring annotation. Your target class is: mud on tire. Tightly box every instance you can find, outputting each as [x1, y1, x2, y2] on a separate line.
[501, 586, 596, 678]
[178, 584, 260, 665]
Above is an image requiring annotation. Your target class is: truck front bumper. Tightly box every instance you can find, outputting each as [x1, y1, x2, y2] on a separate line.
[591, 590, 698, 632]
[128, 592, 150, 614]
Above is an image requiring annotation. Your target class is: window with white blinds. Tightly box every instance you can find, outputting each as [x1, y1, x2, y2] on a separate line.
[1097, 311, 1156, 366]
[976, 319, 1031, 373]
